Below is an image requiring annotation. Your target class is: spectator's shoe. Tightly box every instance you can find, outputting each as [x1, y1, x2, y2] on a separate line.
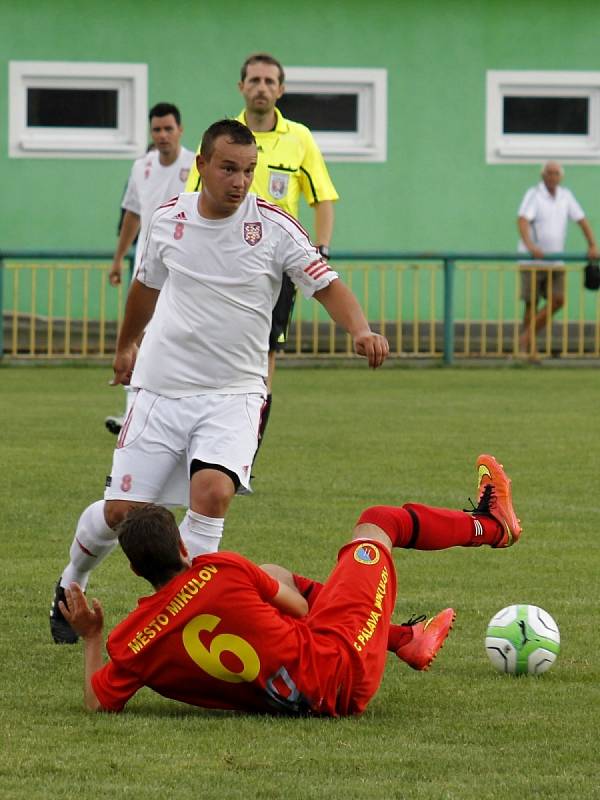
[474, 454, 522, 548]
[49, 580, 79, 644]
[396, 608, 456, 671]
[104, 414, 124, 435]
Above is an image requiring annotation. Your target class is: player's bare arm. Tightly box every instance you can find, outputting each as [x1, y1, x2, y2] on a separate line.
[112, 280, 160, 385]
[260, 563, 295, 586]
[261, 563, 309, 616]
[258, 566, 309, 618]
[314, 280, 389, 368]
[270, 581, 308, 618]
[110, 210, 141, 286]
[59, 584, 105, 712]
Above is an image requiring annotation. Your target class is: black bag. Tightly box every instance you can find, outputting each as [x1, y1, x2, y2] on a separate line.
[584, 261, 600, 291]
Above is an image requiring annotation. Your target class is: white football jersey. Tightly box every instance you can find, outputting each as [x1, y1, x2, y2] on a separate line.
[131, 192, 338, 397]
[121, 147, 195, 272]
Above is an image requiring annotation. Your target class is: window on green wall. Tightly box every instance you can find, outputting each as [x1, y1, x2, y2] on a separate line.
[486, 71, 600, 164]
[503, 97, 589, 136]
[27, 88, 119, 128]
[278, 92, 358, 133]
[9, 61, 148, 159]
[281, 67, 387, 162]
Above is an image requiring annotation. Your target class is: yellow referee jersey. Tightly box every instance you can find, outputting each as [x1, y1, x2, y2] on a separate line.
[184, 108, 338, 219]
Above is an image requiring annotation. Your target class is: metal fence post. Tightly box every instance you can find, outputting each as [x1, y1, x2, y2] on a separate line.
[0, 259, 4, 360]
[443, 258, 455, 365]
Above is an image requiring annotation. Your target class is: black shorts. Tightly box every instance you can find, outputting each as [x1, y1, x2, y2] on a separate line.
[269, 274, 297, 352]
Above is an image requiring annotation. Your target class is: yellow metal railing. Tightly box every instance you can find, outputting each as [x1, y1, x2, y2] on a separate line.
[2, 253, 600, 362]
[2, 258, 128, 359]
[290, 261, 444, 359]
[452, 261, 600, 360]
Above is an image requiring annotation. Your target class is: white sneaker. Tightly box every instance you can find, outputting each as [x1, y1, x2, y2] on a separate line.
[104, 414, 124, 435]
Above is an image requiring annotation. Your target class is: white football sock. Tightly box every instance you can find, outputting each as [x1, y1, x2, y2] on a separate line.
[180, 510, 224, 557]
[60, 500, 118, 590]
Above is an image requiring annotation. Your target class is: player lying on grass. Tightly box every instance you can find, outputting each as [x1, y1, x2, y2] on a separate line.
[60, 454, 521, 716]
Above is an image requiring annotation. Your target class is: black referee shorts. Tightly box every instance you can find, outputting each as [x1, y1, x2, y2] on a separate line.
[269, 274, 297, 352]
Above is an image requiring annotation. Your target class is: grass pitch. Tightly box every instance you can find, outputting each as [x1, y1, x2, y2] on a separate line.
[1, 364, 599, 800]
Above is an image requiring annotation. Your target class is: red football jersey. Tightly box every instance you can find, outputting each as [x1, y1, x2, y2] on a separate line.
[91, 551, 354, 715]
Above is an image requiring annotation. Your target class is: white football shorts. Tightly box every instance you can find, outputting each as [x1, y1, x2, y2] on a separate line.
[104, 389, 266, 506]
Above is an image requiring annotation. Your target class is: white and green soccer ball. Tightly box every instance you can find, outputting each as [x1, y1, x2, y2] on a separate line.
[485, 604, 560, 675]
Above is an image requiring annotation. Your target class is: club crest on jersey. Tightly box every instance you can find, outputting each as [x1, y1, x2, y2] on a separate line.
[244, 222, 262, 246]
[180, 168, 190, 182]
[353, 543, 381, 566]
[269, 171, 289, 200]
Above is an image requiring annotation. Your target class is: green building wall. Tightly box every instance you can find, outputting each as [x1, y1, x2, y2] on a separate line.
[2, 0, 600, 255]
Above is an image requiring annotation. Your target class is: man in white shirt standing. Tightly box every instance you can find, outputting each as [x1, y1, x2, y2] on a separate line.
[517, 161, 598, 354]
[50, 118, 389, 644]
[105, 102, 195, 434]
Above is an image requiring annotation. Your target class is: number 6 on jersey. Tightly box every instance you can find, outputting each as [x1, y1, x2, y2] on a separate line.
[182, 613, 261, 683]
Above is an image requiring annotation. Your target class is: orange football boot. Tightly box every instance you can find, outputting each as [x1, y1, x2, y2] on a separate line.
[396, 608, 456, 671]
[475, 454, 522, 547]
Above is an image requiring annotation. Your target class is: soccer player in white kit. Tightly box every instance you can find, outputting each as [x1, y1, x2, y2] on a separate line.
[105, 102, 195, 434]
[50, 118, 389, 644]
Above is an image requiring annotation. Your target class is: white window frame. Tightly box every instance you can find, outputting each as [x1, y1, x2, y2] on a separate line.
[283, 67, 387, 162]
[486, 70, 600, 164]
[9, 61, 148, 159]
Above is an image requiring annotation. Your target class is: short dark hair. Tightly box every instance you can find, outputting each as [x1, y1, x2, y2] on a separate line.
[148, 103, 181, 125]
[117, 504, 184, 587]
[240, 53, 285, 84]
[200, 118, 256, 160]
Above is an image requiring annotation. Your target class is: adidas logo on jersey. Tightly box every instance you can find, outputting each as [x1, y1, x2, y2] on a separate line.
[174, 211, 188, 220]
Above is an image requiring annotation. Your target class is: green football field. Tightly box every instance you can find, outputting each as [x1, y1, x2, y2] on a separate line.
[1, 364, 598, 800]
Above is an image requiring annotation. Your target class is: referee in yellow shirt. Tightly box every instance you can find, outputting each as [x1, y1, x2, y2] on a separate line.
[186, 52, 339, 454]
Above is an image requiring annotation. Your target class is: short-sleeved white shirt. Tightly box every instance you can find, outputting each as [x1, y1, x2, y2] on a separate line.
[517, 181, 585, 255]
[121, 147, 195, 272]
[132, 192, 338, 397]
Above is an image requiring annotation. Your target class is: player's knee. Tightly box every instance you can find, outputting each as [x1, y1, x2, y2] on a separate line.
[202, 486, 233, 516]
[191, 473, 236, 517]
[104, 500, 136, 529]
[206, 480, 233, 507]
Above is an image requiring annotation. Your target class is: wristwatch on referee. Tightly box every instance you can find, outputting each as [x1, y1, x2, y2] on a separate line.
[317, 244, 330, 259]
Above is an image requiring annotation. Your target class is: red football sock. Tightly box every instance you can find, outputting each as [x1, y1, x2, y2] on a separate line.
[387, 623, 413, 651]
[356, 504, 501, 549]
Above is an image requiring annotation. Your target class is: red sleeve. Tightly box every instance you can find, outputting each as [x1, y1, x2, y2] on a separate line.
[91, 660, 144, 712]
[239, 559, 279, 602]
[214, 552, 280, 602]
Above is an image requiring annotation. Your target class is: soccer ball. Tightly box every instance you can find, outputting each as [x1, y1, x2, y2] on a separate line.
[485, 604, 560, 675]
